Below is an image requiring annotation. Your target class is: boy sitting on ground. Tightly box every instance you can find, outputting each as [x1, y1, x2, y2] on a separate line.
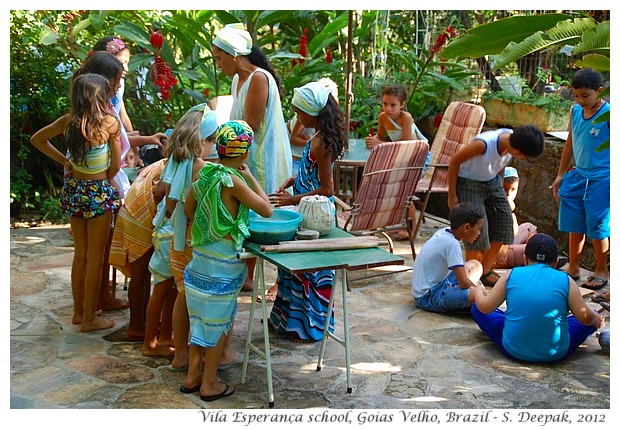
[412, 202, 485, 313]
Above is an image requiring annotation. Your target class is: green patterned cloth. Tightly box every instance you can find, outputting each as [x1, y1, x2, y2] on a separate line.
[191, 162, 250, 250]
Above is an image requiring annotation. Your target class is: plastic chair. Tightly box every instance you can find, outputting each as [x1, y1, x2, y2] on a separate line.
[336, 139, 430, 261]
[412, 101, 486, 240]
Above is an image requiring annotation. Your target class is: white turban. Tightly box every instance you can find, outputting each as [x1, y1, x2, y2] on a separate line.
[213, 23, 252, 57]
[292, 80, 338, 117]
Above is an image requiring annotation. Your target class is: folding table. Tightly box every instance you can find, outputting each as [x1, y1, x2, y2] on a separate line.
[239, 228, 404, 407]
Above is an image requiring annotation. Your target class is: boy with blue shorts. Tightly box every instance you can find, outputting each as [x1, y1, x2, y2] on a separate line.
[471, 233, 604, 362]
[412, 203, 485, 313]
[550, 68, 610, 290]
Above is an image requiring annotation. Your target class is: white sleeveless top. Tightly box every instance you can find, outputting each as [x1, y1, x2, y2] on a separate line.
[230, 68, 292, 194]
[458, 128, 513, 182]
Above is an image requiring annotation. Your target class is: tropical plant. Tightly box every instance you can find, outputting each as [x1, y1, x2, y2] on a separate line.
[440, 11, 610, 149]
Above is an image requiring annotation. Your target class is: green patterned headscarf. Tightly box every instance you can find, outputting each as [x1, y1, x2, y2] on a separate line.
[216, 120, 253, 157]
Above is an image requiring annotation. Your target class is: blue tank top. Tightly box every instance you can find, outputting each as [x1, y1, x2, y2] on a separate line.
[502, 264, 570, 362]
[572, 102, 610, 180]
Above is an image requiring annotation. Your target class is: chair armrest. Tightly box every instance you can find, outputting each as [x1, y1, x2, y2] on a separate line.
[333, 195, 351, 211]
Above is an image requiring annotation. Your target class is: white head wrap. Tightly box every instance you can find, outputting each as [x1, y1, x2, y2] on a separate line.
[212, 23, 252, 57]
[292, 79, 337, 117]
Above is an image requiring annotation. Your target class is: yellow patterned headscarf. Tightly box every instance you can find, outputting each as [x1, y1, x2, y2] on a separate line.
[216, 120, 253, 158]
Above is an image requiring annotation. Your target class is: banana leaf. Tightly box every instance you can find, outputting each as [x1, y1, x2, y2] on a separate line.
[576, 54, 610, 71]
[573, 21, 610, 55]
[440, 13, 572, 61]
[493, 17, 597, 69]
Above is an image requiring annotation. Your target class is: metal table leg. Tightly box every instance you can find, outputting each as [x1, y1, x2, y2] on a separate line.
[240, 256, 275, 407]
[316, 268, 352, 393]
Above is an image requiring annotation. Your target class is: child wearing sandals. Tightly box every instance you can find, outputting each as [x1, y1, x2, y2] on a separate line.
[30, 73, 122, 332]
[181, 120, 272, 401]
[549, 68, 610, 291]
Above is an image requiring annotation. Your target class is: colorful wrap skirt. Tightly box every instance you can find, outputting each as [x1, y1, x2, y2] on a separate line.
[170, 223, 193, 290]
[60, 177, 121, 219]
[109, 159, 165, 276]
[269, 269, 335, 342]
[184, 240, 247, 348]
[148, 221, 173, 284]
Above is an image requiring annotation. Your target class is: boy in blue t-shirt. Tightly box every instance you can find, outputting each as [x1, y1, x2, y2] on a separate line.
[471, 233, 604, 363]
[549, 68, 610, 290]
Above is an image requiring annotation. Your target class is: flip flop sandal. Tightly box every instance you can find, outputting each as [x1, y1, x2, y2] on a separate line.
[200, 383, 235, 402]
[600, 301, 610, 312]
[581, 276, 608, 291]
[218, 353, 244, 370]
[481, 271, 500, 287]
[591, 292, 610, 303]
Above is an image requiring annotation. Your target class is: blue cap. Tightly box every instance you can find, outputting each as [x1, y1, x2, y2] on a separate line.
[504, 166, 518, 179]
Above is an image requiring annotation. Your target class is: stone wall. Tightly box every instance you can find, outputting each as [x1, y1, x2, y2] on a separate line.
[423, 135, 597, 268]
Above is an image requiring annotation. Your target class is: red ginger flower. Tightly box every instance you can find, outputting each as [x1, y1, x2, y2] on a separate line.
[150, 30, 163, 51]
[151, 56, 177, 100]
[325, 47, 332, 64]
[431, 25, 457, 56]
[296, 28, 308, 65]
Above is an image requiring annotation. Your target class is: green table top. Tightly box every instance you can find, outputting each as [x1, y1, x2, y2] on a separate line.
[291, 139, 371, 165]
[243, 228, 404, 274]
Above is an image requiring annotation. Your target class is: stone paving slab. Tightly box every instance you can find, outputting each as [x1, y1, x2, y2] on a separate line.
[8, 223, 610, 413]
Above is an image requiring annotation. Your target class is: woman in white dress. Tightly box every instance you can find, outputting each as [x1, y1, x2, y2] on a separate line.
[212, 23, 292, 291]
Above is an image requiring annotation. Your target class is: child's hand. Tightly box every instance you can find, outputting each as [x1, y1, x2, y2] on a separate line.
[277, 176, 296, 193]
[365, 136, 380, 148]
[63, 159, 73, 178]
[152, 132, 169, 149]
[549, 177, 563, 201]
[237, 163, 255, 180]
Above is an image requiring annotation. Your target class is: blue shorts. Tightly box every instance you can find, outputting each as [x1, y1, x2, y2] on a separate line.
[471, 303, 596, 362]
[414, 271, 471, 313]
[558, 169, 609, 240]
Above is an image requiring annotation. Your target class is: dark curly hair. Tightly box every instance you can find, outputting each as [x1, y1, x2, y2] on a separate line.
[317, 95, 345, 161]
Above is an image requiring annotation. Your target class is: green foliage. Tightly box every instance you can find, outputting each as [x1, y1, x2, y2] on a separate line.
[10, 10, 495, 217]
[440, 13, 573, 61]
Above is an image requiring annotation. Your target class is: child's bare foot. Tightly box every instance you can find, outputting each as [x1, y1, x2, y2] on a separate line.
[171, 355, 189, 370]
[142, 344, 175, 357]
[73, 309, 103, 324]
[81, 316, 115, 332]
[158, 338, 175, 348]
[241, 278, 254, 292]
[99, 297, 130, 311]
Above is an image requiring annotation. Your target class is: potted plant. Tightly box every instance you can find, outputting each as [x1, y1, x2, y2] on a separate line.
[481, 87, 572, 132]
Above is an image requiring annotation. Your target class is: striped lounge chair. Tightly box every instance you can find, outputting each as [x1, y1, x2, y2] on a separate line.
[336, 139, 429, 263]
[412, 101, 486, 241]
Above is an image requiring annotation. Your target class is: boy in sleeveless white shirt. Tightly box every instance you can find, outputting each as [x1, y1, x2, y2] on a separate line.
[447, 125, 545, 286]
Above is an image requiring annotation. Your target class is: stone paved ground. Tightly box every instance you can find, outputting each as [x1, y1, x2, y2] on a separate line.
[9, 222, 611, 418]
